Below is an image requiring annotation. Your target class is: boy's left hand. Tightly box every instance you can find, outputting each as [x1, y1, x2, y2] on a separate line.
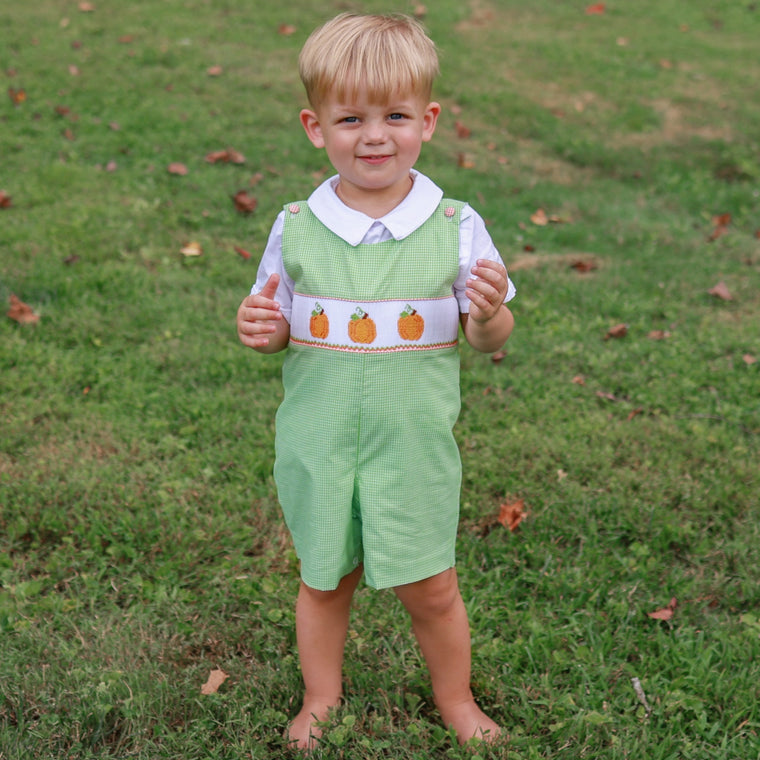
[465, 259, 509, 323]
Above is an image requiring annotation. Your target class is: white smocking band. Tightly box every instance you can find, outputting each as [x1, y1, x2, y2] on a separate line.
[289, 293, 459, 353]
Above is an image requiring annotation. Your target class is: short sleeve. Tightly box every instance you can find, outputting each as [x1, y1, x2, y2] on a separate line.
[250, 211, 295, 322]
[453, 205, 516, 313]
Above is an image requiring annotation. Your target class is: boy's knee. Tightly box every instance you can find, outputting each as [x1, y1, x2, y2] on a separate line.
[395, 569, 460, 619]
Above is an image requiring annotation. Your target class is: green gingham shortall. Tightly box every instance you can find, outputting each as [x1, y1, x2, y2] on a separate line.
[274, 199, 466, 591]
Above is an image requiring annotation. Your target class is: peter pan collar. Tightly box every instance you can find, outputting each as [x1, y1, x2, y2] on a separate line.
[307, 170, 445, 247]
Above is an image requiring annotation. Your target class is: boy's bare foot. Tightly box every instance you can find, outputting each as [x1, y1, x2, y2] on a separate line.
[286, 696, 341, 752]
[437, 698, 502, 745]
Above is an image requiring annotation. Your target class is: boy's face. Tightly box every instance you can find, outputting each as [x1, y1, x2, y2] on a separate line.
[300, 89, 440, 213]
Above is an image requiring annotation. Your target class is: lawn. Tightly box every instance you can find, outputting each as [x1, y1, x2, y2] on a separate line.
[1, 1, 759, 758]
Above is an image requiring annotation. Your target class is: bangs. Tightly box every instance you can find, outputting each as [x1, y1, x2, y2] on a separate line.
[299, 14, 439, 107]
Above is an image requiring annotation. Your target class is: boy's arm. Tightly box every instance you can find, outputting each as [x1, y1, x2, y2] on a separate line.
[460, 259, 514, 353]
[237, 273, 291, 354]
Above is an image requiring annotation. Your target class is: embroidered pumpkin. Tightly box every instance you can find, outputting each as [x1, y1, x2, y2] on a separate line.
[398, 305, 424, 341]
[348, 307, 376, 344]
[309, 303, 329, 339]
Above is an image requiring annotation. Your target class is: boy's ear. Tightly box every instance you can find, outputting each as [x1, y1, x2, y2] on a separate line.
[422, 101, 441, 143]
[300, 109, 325, 148]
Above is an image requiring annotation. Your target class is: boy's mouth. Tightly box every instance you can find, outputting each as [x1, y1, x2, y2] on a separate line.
[359, 154, 392, 165]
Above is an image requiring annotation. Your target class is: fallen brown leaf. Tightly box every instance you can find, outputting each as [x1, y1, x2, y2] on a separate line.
[708, 281, 732, 301]
[572, 375, 586, 385]
[498, 498, 527, 532]
[712, 212, 731, 227]
[708, 212, 731, 241]
[585, 3, 606, 14]
[180, 241, 202, 257]
[530, 208, 548, 226]
[743, 354, 757, 365]
[457, 153, 474, 169]
[647, 330, 671, 340]
[491, 349, 507, 363]
[234, 245, 252, 260]
[8, 87, 26, 105]
[604, 323, 628, 340]
[455, 120, 471, 138]
[79, 2, 95, 11]
[647, 597, 677, 621]
[167, 162, 188, 176]
[278, 24, 297, 36]
[627, 407, 644, 421]
[205, 148, 245, 164]
[413, 5, 427, 18]
[200, 668, 229, 695]
[570, 258, 597, 273]
[0, 190, 12, 208]
[207, 65, 223, 77]
[7, 294, 39, 325]
[233, 190, 257, 214]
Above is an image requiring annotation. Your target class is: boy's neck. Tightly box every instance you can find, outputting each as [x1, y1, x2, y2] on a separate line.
[335, 173, 414, 219]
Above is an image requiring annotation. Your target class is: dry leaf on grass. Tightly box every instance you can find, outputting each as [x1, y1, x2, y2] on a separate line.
[205, 148, 245, 164]
[498, 498, 527, 532]
[233, 190, 258, 214]
[455, 120, 471, 138]
[7, 294, 39, 325]
[585, 3, 606, 14]
[530, 208, 548, 226]
[0, 190, 12, 208]
[604, 323, 628, 340]
[708, 212, 731, 241]
[8, 87, 26, 105]
[708, 281, 732, 301]
[200, 668, 229, 695]
[234, 245, 252, 260]
[180, 241, 202, 257]
[570, 258, 598, 273]
[168, 162, 188, 176]
[647, 597, 677, 621]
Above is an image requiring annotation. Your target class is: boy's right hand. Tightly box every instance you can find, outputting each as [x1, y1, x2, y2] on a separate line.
[237, 273, 290, 352]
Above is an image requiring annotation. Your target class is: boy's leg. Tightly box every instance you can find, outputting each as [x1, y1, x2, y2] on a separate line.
[393, 568, 501, 744]
[288, 565, 363, 750]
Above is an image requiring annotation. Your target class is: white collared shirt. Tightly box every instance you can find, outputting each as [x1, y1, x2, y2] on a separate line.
[251, 170, 516, 322]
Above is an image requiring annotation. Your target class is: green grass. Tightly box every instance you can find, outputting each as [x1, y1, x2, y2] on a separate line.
[1, 1, 759, 758]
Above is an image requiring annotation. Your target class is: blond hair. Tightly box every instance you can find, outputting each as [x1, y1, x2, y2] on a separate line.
[298, 13, 439, 107]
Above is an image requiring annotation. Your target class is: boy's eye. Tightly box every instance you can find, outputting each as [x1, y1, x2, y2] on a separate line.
[388, 113, 405, 121]
[342, 116, 359, 124]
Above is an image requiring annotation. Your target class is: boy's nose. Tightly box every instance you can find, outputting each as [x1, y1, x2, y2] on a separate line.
[362, 121, 387, 143]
